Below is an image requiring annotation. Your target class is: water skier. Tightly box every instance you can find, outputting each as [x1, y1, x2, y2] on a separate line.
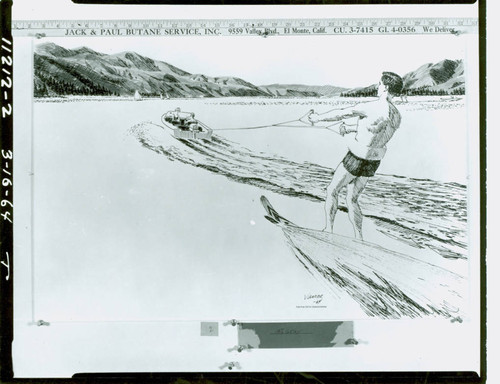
[305, 72, 403, 239]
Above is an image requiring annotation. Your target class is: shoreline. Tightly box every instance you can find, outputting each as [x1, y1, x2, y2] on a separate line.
[33, 95, 464, 104]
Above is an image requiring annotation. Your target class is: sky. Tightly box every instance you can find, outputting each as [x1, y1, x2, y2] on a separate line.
[43, 33, 468, 88]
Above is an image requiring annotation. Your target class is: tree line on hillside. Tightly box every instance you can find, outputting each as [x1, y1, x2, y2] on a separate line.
[340, 89, 378, 98]
[33, 72, 172, 98]
[34, 71, 116, 97]
[34, 77, 180, 98]
[340, 85, 465, 98]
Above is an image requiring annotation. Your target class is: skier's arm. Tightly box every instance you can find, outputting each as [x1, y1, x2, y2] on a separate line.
[302, 107, 367, 125]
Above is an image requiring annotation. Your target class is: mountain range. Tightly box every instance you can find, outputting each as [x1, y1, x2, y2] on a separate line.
[33, 42, 465, 98]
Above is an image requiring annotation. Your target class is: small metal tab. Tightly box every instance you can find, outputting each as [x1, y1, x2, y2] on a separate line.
[227, 345, 251, 353]
[223, 319, 239, 327]
[219, 362, 241, 371]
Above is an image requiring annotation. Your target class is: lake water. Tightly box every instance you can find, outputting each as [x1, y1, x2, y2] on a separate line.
[27, 97, 470, 322]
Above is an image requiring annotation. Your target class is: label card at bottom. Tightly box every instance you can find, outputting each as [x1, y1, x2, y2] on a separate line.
[238, 322, 354, 349]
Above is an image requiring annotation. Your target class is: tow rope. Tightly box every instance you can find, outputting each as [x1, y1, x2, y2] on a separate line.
[163, 100, 375, 136]
[212, 110, 346, 135]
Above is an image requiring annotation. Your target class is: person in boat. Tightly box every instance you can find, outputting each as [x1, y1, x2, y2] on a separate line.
[173, 108, 194, 130]
[171, 107, 182, 125]
[304, 72, 403, 239]
[185, 112, 201, 132]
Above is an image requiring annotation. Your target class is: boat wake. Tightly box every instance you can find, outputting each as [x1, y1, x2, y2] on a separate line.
[129, 121, 467, 261]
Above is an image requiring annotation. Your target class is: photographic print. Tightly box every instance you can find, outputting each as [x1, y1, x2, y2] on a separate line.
[8, 8, 481, 375]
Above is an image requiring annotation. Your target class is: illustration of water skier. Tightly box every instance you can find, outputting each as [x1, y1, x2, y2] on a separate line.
[302, 72, 403, 240]
[258, 72, 466, 319]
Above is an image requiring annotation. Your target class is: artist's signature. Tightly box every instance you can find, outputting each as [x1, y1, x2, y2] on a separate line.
[304, 293, 324, 304]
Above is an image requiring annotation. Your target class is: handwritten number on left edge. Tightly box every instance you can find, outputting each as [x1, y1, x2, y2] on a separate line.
[1, 252, 9, 280]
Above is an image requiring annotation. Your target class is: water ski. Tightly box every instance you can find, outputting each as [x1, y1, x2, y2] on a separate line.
[260, 195, 466, 320]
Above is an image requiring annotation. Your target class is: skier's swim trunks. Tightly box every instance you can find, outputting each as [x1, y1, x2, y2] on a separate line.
[342, 151, 381, 177]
